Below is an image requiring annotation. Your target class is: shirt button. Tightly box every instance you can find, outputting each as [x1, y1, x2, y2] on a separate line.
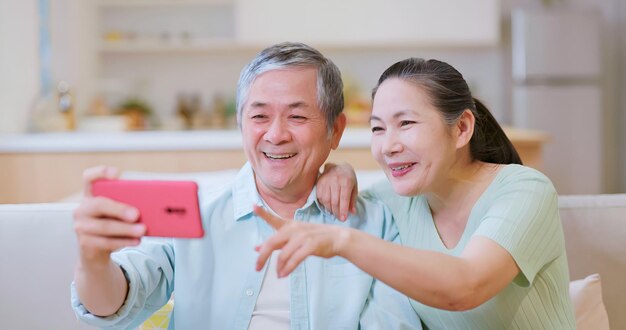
[246, 289, 254, 296]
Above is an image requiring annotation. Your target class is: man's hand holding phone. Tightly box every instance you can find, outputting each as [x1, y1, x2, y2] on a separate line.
[73, 165, 145, 317]
[73, 165, 204, 316]
[73, 166, 145, 267]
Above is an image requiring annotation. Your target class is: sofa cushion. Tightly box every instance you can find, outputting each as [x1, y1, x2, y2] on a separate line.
[559, 194, 626, 330]
[0, 203, 92, 329]
[569, 273, 610, 330]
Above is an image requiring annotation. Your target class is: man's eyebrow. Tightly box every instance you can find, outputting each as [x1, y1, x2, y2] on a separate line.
[288, 101, 308, 109]
[249, 101, 266, 108]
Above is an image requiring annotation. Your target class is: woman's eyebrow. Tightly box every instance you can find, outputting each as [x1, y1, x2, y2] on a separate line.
[370, 110, 416, 122]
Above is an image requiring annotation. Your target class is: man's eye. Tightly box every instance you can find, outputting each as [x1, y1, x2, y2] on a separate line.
[251, 114, 267, 120]
[290, 115, 307, 121]
[400, 120, 416, 126]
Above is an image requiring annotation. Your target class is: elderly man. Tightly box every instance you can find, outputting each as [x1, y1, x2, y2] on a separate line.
[71, 42, 420, 329]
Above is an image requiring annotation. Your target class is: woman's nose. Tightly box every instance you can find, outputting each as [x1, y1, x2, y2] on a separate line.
[381, 132, 403, 156]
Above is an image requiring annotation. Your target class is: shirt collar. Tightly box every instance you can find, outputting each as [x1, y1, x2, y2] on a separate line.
[232, 162, 327, 221]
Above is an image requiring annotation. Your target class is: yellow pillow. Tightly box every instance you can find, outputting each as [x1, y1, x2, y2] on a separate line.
[139, 299, 174, 330]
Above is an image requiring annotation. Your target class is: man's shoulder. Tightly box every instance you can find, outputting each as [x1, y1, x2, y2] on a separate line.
[347, 195, 393, 226]
[198, 180, 234, 209]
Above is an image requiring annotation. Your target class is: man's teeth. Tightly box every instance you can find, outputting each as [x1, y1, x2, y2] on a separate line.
[265, 153, 296, 159]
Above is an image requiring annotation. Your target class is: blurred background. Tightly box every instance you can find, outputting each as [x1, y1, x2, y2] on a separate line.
[0, 0, 624, 203]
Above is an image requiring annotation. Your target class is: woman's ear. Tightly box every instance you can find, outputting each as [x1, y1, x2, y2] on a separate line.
[455, 109, 475, 149]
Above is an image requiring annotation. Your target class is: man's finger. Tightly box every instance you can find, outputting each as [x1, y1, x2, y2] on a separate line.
[253, 205, 286, 230]
[82, 166, 120, 197]
[77, 197, 140, 223]
[77, 218, 146, 238]
[81, 233, 141, 253]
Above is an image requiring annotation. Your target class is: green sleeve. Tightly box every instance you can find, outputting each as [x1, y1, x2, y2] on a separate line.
[474, 168, 563, 287]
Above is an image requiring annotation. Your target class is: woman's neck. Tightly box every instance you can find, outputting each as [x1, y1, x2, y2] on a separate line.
[426, 161, 503, 249]
[426, 161, 501, 219]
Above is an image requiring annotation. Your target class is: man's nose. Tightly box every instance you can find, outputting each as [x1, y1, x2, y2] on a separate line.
[263, 118, 291, 144]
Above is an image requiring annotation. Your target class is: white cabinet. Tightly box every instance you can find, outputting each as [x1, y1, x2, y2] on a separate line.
[236, 0, 500, 47]
[89, 0, 501, 123]
[96, 0, 238, 52]
[96, 0, 500, 53]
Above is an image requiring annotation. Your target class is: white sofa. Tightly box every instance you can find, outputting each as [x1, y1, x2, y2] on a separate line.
[1, 170, 624, 329]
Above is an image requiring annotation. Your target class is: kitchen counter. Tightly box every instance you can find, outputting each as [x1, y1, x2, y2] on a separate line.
[0, 128, 375, 153]
[0, 127, 549, 203]
[0, 127, 549, 153]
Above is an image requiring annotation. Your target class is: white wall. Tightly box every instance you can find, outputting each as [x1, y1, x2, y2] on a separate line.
[504, 0, 625, 193]
[615, 1, 626, 192]
[49, 0, 97, 117]
[566, 0, 625, 193]
[0, 0, 39, 133]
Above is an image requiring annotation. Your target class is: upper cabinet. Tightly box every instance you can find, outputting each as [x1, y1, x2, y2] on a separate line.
[96, 0, 500, 53]
[236, 0, 500, 48]
[96, 0, 238, 52]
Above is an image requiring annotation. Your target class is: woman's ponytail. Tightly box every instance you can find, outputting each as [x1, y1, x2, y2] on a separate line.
[470, 98, 522, 165]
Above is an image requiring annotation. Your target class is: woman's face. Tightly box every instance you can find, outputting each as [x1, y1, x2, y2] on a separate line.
[370, 78, 458, 196]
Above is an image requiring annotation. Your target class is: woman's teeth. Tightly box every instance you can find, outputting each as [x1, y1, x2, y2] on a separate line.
[392, 164, 412, 171]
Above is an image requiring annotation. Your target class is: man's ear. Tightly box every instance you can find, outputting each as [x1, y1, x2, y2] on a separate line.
[455, 109, 475, 149]
[331, 113, 347, 150]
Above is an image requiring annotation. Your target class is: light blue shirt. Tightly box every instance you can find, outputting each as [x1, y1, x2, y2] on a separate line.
[71, 163, 421, 329]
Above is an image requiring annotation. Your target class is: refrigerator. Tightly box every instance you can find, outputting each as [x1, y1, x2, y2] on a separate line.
[511, 8, 603, 194]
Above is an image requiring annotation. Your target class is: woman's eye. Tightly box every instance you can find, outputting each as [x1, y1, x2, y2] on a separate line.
[371, 126, 383, 133]
[400, 120, 416, 127]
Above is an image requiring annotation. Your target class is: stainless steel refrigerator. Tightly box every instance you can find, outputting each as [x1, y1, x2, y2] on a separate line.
[511, 8, 603, 194]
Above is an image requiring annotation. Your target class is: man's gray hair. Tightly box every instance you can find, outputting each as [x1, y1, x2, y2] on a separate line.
[236, 42, 344, 134]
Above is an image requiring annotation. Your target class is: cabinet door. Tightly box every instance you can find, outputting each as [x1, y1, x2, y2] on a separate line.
[235, 0, 499, 47]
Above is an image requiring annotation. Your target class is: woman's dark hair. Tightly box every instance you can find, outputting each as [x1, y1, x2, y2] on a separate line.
[372, 58, 522, 165]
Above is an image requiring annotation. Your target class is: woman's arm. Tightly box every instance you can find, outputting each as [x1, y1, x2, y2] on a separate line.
[341, 230, 519, 311]
[255, 206, 519, 311]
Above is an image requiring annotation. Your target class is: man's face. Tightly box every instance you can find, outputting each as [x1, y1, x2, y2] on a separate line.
[241, 67, 345, 196]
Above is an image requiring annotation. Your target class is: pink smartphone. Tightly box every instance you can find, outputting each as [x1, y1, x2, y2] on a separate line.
[91, 179, 204, 238]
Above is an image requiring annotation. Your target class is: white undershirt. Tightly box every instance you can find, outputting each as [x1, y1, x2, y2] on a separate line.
[249, 200, 290, 330]
[248, 250, 291, 330]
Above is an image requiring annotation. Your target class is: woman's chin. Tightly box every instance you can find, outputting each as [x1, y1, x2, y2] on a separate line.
[383, 170, 423, 196]
[390, 181, 421, 197]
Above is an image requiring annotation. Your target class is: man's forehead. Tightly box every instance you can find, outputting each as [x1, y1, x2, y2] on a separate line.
[245, 68, 320, 110]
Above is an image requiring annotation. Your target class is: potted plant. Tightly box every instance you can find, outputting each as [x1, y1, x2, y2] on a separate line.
[117, 97, 152, 130]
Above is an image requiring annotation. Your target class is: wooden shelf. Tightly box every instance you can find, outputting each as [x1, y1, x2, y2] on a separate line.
[98, 39, 253, 53]
[96, 0, 231, 7]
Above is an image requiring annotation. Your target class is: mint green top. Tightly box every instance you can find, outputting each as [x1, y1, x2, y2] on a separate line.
[365, 164, 576, 329]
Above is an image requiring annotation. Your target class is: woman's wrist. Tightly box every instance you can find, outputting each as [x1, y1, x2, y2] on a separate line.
[335, 227, 357, 258]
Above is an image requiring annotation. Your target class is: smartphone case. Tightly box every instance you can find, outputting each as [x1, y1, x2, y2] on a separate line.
[92, 179, 204, 238]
